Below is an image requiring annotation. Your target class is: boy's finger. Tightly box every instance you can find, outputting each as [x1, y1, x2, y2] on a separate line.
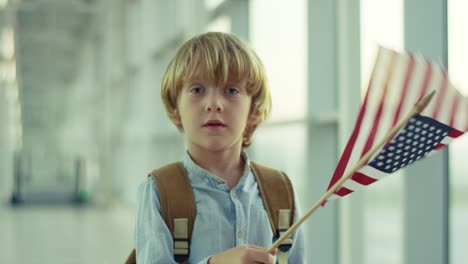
[269, 248, 278, 256]
[247, 247, 276, 263]
[247, 245, 277, 255]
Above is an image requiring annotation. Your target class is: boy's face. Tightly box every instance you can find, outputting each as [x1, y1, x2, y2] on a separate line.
[173, 73, 253, 153]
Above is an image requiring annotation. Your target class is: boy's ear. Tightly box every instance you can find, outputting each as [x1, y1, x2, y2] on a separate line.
[170, 110, 182, 126]
[171, 116, 182, 127]
[247, 103, 258, 127]
[247, 117, 256, 130]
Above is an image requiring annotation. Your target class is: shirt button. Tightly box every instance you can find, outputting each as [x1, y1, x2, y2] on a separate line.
[238, 230, 244, 238]
[231, 191, 236, 199]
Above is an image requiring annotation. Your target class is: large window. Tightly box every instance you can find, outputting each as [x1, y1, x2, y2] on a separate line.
[249, 0, 307, 121]
[248, 0, 307, 168]
[360, 1, 404, 264]
[448, 1, 468, 263]
[206, 15, 231, 33]
[248, 0, 307, 250]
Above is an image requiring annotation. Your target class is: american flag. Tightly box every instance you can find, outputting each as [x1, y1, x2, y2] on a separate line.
[325, 47, 468, 201]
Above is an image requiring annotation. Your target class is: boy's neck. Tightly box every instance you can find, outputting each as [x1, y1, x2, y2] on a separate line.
[187, 145, 245, 188]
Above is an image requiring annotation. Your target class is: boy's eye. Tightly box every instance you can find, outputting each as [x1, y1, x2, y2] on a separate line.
[190, 87, 204, 94]
[226, 87, 240, 95]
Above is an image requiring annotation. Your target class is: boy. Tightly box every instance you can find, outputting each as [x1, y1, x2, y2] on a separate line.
[135, 32, 305, 263]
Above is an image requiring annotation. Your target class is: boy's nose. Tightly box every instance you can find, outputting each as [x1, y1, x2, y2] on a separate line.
[205, 96, 224, 113]
[205, 103, 223, 113]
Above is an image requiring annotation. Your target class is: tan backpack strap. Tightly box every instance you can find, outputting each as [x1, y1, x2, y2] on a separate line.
[150, 162, 196, 263]
[250, 161, 295, 256]
[125, 162, 195, 264]
[125, 249, 136, 264]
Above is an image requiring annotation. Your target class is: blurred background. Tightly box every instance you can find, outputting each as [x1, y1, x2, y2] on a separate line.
[0, 0, 466, 263]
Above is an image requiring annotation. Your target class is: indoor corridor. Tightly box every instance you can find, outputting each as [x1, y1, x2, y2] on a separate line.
[1, 0, 467, 263]
[0, 203, 134, 263]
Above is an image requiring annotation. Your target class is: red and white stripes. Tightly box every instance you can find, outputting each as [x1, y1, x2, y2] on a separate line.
[325, 47, 468, 201]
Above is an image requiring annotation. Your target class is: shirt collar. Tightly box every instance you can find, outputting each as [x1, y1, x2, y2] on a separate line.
[182, 151, 251, 190]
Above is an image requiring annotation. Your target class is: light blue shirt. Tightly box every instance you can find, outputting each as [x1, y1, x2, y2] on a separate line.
[134, 152, 305, 263]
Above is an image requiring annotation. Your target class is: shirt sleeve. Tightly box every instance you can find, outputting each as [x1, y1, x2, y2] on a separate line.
[287, 198, 306, 263]
[134, 177, 177, 264]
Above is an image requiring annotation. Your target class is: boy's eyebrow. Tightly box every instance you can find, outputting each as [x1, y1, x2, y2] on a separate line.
[186, 76, 245, 87]
[186, 80, 209, 87]
[226, 78, 246, 86]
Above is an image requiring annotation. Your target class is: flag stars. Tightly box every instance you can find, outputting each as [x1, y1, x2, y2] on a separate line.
[367, 114, 453, 174]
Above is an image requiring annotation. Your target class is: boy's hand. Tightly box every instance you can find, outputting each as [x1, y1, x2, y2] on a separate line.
[208, 245, 278, 264]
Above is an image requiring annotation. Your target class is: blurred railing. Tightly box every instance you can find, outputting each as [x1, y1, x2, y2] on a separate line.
[10, 150, 89, 205]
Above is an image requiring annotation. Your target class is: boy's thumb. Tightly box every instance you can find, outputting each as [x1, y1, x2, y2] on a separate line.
[269, 248, 278, 256]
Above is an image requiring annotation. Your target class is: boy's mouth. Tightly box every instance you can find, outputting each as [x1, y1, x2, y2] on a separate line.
[203, 119, 226, 127]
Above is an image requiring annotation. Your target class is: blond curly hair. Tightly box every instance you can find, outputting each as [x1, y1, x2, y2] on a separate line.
[161, 32, 271, 148]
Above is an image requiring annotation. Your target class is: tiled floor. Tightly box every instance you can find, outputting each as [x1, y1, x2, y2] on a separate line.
[0, 203, 135, 264]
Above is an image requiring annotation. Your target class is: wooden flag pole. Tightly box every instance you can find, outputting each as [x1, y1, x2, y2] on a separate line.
[268, 90, 436, 251]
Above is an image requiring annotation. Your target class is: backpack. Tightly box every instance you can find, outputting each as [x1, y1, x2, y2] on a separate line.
[125, 161, 295, 264]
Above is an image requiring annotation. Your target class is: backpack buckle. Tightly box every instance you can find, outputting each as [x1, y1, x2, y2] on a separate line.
[276, 234, 293, 252]
[277, 209, 293, 252]
[174, 218, 190, 262]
